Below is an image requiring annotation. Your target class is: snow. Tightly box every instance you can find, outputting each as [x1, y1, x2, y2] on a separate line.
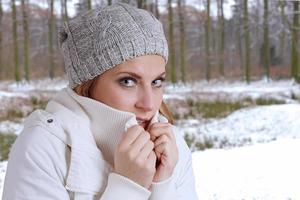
[0, 91, 29, 99]
[178, 104, 300, 148]
[0, 77, 67, 99]
[164, 79, 300, 103]
[7, 77, 68, 92]
[193, 139, 300, 200]
[0, 121, 24, 135]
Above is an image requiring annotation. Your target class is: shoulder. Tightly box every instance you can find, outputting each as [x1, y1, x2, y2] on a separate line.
[7, 110, 70, 178]
[3, 111, 71, 199]
[21, 109, 69, 145]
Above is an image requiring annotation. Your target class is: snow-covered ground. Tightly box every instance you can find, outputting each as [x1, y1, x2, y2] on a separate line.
[164, 79, 300, 103]
[178, 104, 300, 149]
[193, 139, 300, 200]
[0, 78, 300, 199]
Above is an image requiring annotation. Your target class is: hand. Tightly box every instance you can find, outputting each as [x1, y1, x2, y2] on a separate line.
[147, 122, 178, 182]
[114, 125, 156, 189]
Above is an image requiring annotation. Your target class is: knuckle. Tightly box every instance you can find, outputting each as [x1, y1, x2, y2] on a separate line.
[162, 135, 169, 142]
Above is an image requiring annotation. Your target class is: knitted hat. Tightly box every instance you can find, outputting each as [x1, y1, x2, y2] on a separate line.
[58, 3, 169, 89]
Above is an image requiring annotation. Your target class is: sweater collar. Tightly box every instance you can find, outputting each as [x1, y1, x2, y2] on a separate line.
[45, 87, 168, 194]
[49, 87, 167, 165]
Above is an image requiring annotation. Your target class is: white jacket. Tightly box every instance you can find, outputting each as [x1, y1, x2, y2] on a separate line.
[3, 87, 198, 200]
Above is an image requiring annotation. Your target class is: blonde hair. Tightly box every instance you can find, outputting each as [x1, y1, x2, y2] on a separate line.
[74, 79, 174, 125]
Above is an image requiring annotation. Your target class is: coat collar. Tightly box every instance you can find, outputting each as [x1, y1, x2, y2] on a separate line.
[45, 87, 168, 194]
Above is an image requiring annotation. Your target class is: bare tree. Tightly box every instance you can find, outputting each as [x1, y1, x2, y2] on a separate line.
[263, 0, 269, 79]
[88, 0, 92, 10]
[279, 1, 286, 60]
[243, 0, 250, 83]
[155, 0, 160, 19]
[291, 1, 299, 80]
[137, 0, 144, 8]
[48, 0, 55, 79]
[178, 0, 187, 82]
[204, 0, 211, 81]
[0, 0, 2, 75]
[168, 0, 177, 83]
[12, 0, 20, 81]
[217, 0, 225, 77]
[61, 0, 69, 23]
[22, 0, 30, 81]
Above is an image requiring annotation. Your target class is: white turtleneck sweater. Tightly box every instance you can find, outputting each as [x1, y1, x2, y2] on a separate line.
[3, 87, 198, 200]
[54, 87, 165, 166]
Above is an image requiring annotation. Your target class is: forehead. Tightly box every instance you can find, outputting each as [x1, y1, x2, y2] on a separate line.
[111, 55, 166, 76]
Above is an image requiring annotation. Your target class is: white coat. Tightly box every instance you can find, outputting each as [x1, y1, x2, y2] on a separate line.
[3, 87, 198, 199]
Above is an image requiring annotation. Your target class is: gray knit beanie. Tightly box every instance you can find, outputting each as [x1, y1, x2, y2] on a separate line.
[58, 3, 169, 89]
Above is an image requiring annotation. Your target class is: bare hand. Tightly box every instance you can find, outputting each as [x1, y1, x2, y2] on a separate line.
[114, 125, 156, 189]
[147, 122, 178, 182]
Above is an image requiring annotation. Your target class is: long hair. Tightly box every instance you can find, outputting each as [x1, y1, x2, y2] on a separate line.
[74, 79, 174, 125]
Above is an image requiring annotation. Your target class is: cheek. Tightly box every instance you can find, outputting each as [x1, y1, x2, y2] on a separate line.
[97, 84, 136, 110]
[107, 92, 135, 110]
[155, 92, 164, 108]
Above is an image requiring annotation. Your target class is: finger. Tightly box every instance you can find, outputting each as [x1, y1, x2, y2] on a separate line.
[155, 143, 168, 157]
[147, 151, 157, 164]
[154, 135, 169, 147]
[121, 125, 144, 146]
[139, 140, 155, 160]
[131, 131, 151, 152]
[149, 125, 174, 140]
[147, 122, 169, 131]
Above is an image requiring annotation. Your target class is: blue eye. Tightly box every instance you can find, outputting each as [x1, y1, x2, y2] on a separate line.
[152, 77, 166, 88]
[119, 77, 136, 87]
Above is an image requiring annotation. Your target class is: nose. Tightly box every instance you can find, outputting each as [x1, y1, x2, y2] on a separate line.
[135, 86, 155, 112]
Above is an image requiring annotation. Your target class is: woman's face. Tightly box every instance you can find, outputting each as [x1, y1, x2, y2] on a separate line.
[90, 55, 166, 129]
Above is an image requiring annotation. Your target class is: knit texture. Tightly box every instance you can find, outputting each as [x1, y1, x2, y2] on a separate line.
[58, 3, 169, 89]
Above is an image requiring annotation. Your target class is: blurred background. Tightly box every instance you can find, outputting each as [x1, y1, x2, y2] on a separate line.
[0, 0, 300, 199]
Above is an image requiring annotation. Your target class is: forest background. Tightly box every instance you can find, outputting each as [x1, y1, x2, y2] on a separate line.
[0, 0, 299, 84]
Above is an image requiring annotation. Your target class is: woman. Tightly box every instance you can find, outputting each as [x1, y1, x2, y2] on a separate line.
[3, 3, 198, 199]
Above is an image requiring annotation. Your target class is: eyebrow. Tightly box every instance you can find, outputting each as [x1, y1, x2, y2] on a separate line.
[116, 71, 166, 79]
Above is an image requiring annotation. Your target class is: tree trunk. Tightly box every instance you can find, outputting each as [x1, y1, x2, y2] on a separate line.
[205, 0, 211, 81]
[87, 0, 92, 10]
[155, 0, 160, 19]
[168, 0, 177, 83]
[178, 0, 187, 82]
[61, 0, 69, 23]
[279, 1, 285, 62]
[48, 0, 55, 79]
[137, 0, 143, 8]
[291, 1, 299, 81]
[22, 0, 30, 81]
[0, 0, 2, 76]
[12, 0, 20, 82]
[255, 0, 260, 68]
[108, 0, 112, 5]
[243, 0, 250, 83]
[217, 0, 225, 77]
[263, 0, 269, 80]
